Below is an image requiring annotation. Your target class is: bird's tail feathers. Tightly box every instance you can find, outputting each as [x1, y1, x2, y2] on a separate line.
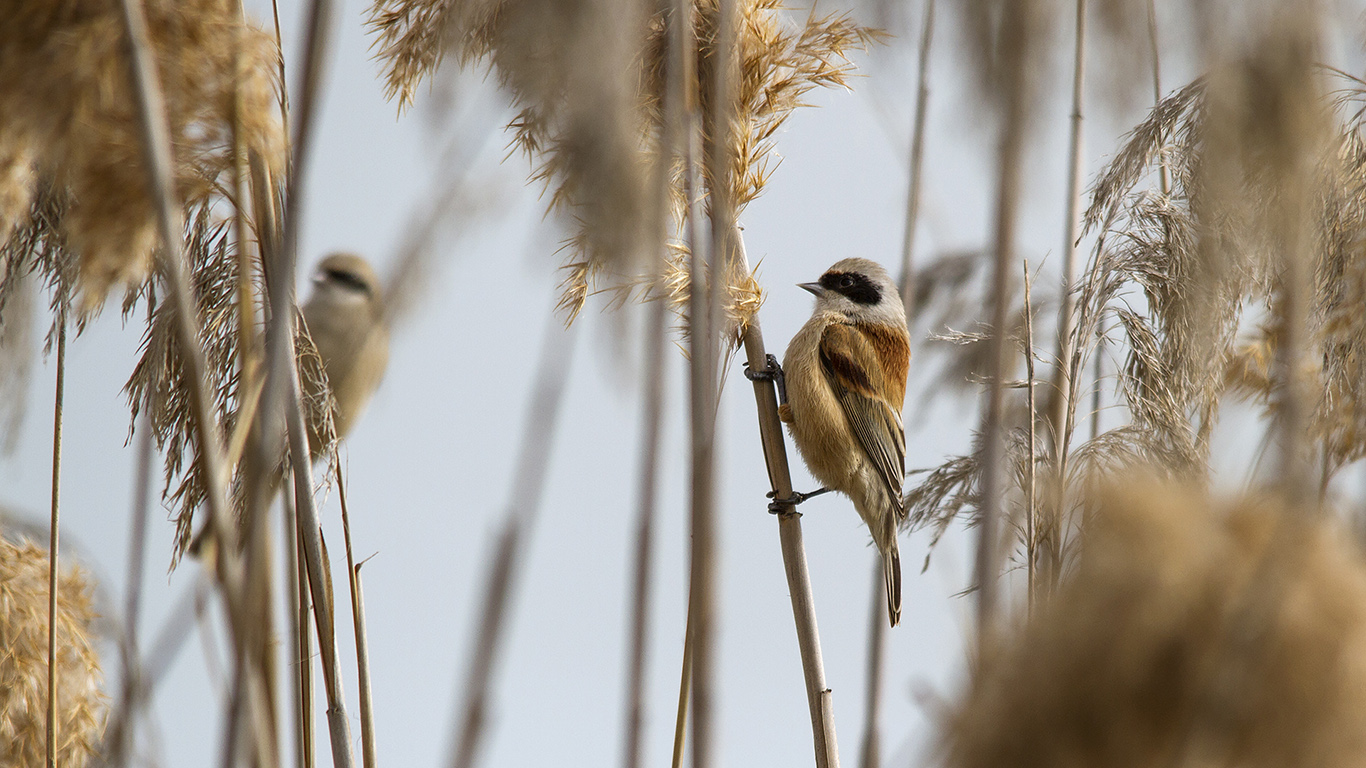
[884, 541, 902, 627]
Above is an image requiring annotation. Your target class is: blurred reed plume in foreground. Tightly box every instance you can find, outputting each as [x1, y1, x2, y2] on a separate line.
[0, 536, 105, 768]
[0, 0, 296, 557]
[0, 0, 284, 312]
[906, 3, 1360, 582]
[943, 480, 1366, 768]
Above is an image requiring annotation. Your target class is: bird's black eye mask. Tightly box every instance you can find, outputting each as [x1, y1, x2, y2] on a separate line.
[819, 270, 881, 305]
[325, 267, 371, 295]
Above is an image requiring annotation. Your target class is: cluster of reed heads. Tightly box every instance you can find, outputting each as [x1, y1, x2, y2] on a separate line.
[6, 0, 1366, 765]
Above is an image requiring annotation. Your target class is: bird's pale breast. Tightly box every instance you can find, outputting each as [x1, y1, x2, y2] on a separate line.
[783, 313, 863, 491]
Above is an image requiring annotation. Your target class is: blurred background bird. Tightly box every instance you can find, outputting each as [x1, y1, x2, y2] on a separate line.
[301, 252, 390, 453]
[190, 252, 389, 563]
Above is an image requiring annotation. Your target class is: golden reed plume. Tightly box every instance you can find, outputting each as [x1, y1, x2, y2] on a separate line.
[0, 0, 284, 311]
[0, 536, 105, 768]
[945, 480, 1366, 768]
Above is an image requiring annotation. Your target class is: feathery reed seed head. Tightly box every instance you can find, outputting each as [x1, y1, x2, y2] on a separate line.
[0, 0, 285, 311]
[0, 536, 106, 768]
[370, 0, 875, 341]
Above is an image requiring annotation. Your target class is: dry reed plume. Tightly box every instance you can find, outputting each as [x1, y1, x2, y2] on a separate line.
[0, 0, 298, 553]
[621, 0, 879, 344]
[369, 0, 654, 315]
[0, 0, 284, 311]
[943, 480, 1366, 768]
[369, 0, 876, 340]
[0, 536, 105, 768]
[123, 206, 335, 565]
[906, 3, 1351, 572]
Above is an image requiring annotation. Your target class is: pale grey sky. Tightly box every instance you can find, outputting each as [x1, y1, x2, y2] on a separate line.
[4, 2, 1361, 767]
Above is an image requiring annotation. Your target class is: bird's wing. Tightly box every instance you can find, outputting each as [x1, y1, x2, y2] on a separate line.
[819, 323, 906, 510]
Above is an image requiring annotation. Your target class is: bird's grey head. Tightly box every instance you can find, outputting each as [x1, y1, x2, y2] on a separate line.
[799, 258, 906, 327]
[311, 253, 381, 310]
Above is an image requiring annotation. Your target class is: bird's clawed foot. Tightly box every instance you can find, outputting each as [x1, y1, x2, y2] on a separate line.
[743, 353, 788, 405]
[765, 486, 832, 514]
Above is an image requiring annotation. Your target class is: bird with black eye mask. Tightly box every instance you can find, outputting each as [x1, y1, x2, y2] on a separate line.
[190, 252, 390, 565]
[747, 257, 910, 626]
[302, 252, 390, 452]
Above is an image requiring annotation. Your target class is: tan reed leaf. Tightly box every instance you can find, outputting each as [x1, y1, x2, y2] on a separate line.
[0, 0, 285, 312]
[943, 480, 1366, 768]
[0, 536, 106, 768]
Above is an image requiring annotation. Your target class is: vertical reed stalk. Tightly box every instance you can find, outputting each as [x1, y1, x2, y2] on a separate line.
[110, 382, 158, 768]
[620, 209, 670, 768]
[670, 0, 705, 762]
[230, 0, 258, 376]
[867, 7, 937, 752]
[115, 0, 242, 613]
[897, 0, 937, 314]
[734, 231, 840, 768]
[46, 308, 66, 768]
[336, 464, 377, 768]
[283, 487, 315, 768]
[243, 0, 355, 760]
[974, 1, 1032, 645]
[686, 191, 719, 768]
[670, 604, 693, 768]
[621, 176, 672, 768]
[623, 3, 682, 766]
[1145, 0, 1169, 196]
[690, 0, 739, 762]
[1267, 24, 1319, 499]
[1041, 0, 1085, 595]
[857, 559, 885, 768]
[111, 12, 282, 759]
[447, 317, 577, 768]
[285, 384, 355, 768]
[350, 565, 375, 763]
[1022, 263, 1037, 606]
[865, 10, 939, 747]
[1090, 337, 1103, 441]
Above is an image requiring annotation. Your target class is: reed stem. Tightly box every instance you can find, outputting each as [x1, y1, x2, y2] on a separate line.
[734, 231, 840, 768]
[897, 0, 936, 318]
[1041, 0, 1085, 596]
[974, 0, 1032, 646]
[1023, 262, 1037, 607]
[670, 602, 694, 768]
[46, 308, 65, 768]
[622, 280, 669, 768]
[284, 485, 316, 768]
[690, 0, 739, 761]
[336, 464, 377, 768]
[672, 0, 706, 762]
[620, 0, 679, 761]
[115, 0, 243, 619]
[285, 385, 355, 768]
[109, 377, 157, 768]
[856, 558, 885, 768]
[1146, 0, 1170, 197]
[447, 317, 577, 768]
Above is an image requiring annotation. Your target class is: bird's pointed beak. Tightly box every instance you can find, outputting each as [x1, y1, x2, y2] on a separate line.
[798, 282, 825, 297]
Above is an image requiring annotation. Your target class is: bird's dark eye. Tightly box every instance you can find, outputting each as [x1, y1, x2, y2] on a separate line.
[839, 275, 854, 288]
